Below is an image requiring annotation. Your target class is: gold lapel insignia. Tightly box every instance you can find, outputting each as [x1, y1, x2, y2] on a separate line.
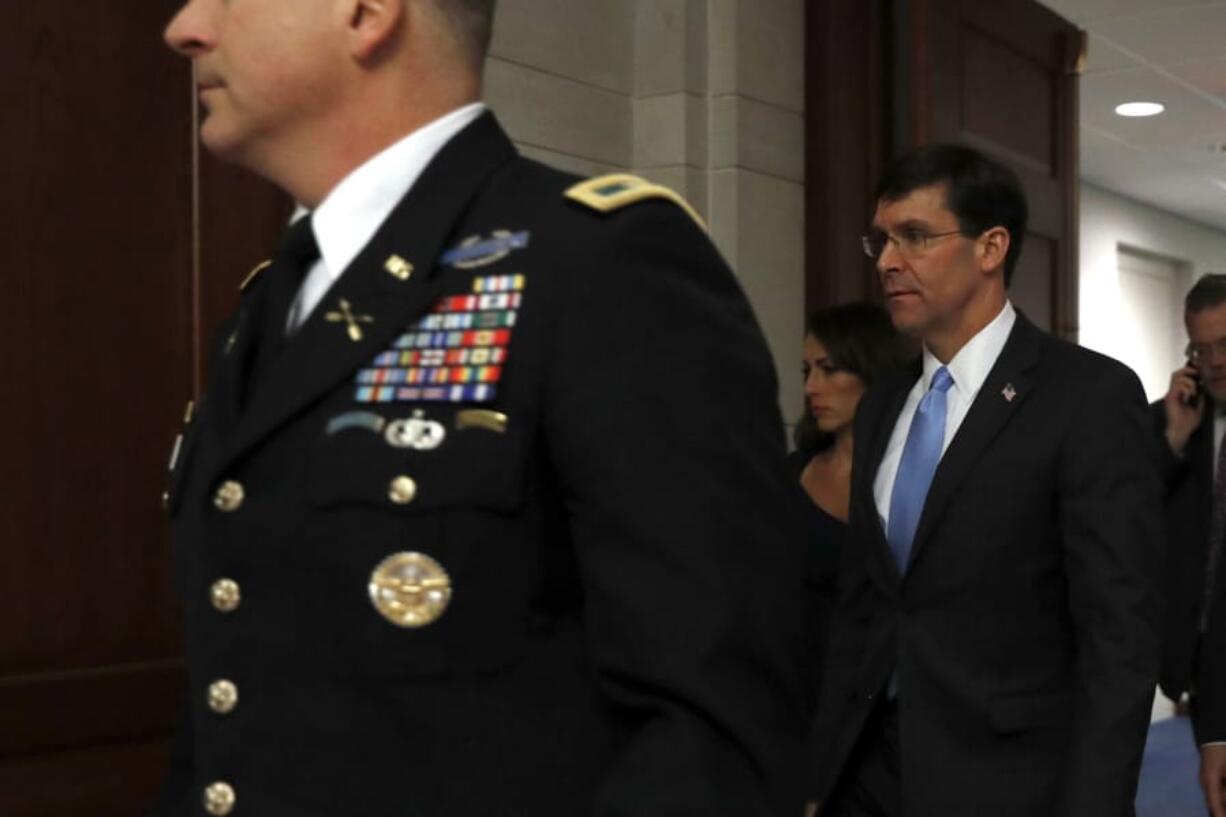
[325, 298, 375, 342]
[384, 255, 414, 281]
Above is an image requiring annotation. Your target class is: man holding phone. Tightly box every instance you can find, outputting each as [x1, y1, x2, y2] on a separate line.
[1156, 273, 1226, 817]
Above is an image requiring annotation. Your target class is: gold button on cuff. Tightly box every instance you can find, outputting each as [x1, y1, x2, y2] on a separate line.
[203, 781, 236, 816]
[210, 579, 241, 613]
[388, 475, 418, 505]
[213, 481, 245, 512]
[207, 679, 239, 715]
[369, 552, 452, 628]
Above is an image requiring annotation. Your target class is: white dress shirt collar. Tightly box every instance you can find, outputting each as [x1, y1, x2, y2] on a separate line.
[284, 101, 486, 329]
[920, 300, 1017, 406]
[873, 301, 1018, 527]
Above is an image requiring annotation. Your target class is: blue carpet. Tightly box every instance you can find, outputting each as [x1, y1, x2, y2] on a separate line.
[1137, 716, 1204, 816]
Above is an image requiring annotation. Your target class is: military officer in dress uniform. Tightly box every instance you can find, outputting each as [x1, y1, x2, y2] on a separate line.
[155, 1, 811, 815]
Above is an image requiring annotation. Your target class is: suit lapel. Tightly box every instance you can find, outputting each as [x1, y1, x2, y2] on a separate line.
[856, 362, 920, 592]
[904, 313, 1043, 574]
[1193, 408, 1215, 490]
[213, 112, 516, 477]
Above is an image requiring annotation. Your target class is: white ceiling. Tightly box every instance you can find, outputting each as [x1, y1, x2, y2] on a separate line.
[1037, 0, 1226, 230]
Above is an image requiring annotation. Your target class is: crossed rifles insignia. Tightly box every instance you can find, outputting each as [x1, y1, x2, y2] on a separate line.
[326, 298, 375, 342]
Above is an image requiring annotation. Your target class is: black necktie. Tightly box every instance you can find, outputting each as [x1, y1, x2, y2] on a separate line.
[244, 216, 320, 405]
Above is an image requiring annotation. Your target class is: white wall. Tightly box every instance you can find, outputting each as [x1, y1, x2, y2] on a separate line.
[484, 0, 806, 423]
[1080, 183, 1226, 399]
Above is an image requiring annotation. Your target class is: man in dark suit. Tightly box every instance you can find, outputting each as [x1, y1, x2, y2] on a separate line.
[156, 1, 811, 815]
[811, 145, 1162, 816]
[1153, 274, 1226, 817]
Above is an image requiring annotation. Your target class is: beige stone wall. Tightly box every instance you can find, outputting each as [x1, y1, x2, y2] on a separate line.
[485, 0, 806, 425]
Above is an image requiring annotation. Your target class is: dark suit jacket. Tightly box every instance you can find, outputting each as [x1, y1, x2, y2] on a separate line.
[812, 313, 1162, 816]
[1198, 553, 1226, 745]
[152, 113, 812, 816]
[1150, 401, 1213, 703]
[1159, 402, 1226, 746]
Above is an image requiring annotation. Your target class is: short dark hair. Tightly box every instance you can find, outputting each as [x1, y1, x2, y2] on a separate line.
[431, 0, 496, 63]
[1186, 273, 1226, 315]
[875, 144, 1028, 286]
[795, 301, 905, 452]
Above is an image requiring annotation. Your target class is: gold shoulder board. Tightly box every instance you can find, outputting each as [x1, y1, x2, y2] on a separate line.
[564, 174, 707, 231]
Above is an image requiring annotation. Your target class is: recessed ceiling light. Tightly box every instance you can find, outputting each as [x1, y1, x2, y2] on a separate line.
[1115, 101, 1165, 117]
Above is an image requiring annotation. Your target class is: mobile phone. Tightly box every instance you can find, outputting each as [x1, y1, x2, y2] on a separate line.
[1184, 360, 1203, 407]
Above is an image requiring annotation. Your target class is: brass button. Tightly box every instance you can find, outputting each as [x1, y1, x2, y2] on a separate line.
[210, 579, 241, 613]
[369, 552, 452, 628]
[388, 475, 418, 505]
[213, 481, 245, 512]
[203, 781, 236, 816]
[207, 679, 239, 714]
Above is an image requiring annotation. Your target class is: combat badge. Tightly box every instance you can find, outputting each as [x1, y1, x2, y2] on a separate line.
[385, 410, 446, 450]
[441, 230, 530, 269]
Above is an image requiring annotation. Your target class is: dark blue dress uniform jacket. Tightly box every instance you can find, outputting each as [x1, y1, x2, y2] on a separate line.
[152, 112, 812, 816]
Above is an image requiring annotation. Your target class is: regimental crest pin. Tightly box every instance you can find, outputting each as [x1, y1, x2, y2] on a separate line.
[384, 254, 414, 281]
[1002, 383, 1017, 402]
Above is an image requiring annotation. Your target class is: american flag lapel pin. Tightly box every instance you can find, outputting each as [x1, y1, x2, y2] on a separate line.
[1002, 383, 1017, 402]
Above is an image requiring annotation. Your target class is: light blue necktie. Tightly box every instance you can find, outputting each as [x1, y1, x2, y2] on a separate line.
[887, 366, 954, 572]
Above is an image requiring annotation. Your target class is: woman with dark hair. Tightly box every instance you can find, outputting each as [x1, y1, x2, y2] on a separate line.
[794, 302, 903, 817]
[792, 302, 904, 528]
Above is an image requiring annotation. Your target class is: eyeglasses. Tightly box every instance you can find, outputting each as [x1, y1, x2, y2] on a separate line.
[861, 228, 964, 259]
[1187, 338, 1226, 365]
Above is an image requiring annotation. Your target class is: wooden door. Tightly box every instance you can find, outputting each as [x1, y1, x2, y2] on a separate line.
[896, 0, 1083, 338]
[804, 0, 893, 310]
[0, 5, 285, 815]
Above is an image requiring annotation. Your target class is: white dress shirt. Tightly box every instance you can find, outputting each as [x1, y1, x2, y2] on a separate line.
[284, 101, 487, 332]
[1214, 413, 1226, 479]
[873, 301, 1017, 528]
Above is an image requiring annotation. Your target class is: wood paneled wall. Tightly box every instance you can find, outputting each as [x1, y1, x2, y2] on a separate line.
[0, 5, 285, 814]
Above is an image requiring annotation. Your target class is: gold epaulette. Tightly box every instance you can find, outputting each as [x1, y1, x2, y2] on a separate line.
[238, 260, 272, 293]
[564, 174, 707, 231]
